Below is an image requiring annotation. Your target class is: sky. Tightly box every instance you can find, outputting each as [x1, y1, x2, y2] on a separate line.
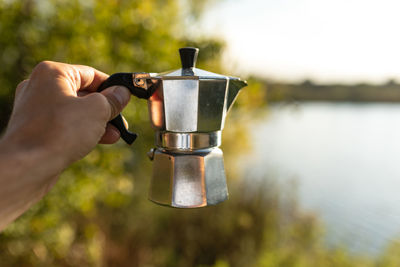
[200, 0, 400, 84]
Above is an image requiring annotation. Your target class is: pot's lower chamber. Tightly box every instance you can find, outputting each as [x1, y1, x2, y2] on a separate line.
[148, 146, 228, 208]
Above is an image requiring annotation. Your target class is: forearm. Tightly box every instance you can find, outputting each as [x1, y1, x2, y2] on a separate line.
[0, 139, 62, 231]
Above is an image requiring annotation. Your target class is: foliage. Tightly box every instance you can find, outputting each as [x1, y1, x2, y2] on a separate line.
[264, 79, 400, 103]
[0, 0, 225, 130]
[1, 0, 400, 267]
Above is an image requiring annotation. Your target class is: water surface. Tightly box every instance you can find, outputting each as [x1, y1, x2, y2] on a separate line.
[245, 102, 400, 254]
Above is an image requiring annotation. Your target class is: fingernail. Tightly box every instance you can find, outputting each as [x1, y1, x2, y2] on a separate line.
[112, 86, 130, 107]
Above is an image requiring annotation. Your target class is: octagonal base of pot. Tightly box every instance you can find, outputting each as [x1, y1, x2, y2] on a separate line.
[148, 147, 228, 208]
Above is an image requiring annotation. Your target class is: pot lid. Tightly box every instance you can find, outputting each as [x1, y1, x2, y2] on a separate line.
[153, 47, 243, 81]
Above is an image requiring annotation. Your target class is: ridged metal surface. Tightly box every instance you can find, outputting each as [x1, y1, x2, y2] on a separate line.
[155, 131, 221, 151]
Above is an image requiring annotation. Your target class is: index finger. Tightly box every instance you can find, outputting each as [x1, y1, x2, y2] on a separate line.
[72, 64, 109, 92]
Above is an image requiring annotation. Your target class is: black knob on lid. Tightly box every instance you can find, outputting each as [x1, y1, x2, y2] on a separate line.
[179, 47, 199, 69]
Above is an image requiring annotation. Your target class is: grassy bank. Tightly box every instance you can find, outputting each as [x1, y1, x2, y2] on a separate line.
[265, 79, 400, 102]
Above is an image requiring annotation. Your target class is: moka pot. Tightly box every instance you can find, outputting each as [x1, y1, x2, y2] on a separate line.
[98, 47, 247, 208]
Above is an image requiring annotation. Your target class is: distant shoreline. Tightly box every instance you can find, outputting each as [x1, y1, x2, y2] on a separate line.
[265, 80, 400, 102]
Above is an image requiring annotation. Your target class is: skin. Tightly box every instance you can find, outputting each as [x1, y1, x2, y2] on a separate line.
[0, 61, 131, 231]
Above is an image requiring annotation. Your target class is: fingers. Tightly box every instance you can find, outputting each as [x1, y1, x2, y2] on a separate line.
[26, 61, 132, 146]
[16, 79, 29, 94]
[100, 85, 131, 120]
[15, 79, 29, 97]
[99, 114, 130, 144]
[72, 64, 109, 92]
[31, 61, 109, 93]
[13, 79, 30, 105]
[46, 62, 131, 121]
[99, 124, 121, 144]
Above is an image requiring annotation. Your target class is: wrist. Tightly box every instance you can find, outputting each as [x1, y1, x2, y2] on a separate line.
[0, 135, 65, 182]
[0, 135, 62, 231]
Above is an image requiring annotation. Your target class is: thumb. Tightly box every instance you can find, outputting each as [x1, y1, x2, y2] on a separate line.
[100, 86, 131, 119]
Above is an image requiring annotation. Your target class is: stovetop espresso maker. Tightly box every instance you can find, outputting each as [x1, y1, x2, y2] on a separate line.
[98, 47, 247, 208]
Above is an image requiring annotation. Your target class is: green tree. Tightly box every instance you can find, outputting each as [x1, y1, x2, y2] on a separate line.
[1, 0, 400, 266]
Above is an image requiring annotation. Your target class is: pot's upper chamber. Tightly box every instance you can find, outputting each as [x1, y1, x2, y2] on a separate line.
[148, 47, 247, 132]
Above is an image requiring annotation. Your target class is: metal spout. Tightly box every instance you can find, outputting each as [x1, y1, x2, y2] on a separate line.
[226, 79, 247, 113]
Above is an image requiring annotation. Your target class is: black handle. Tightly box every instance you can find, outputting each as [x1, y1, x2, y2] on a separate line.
[179, 47, 199, 69]
[97, 72, 153, 145]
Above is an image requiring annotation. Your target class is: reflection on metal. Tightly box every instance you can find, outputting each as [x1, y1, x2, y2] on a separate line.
[146, 76, 241, 133]
[132, 73, 151, 88]
[143, 47, 247, 208]
[163, 79, 199, 132]
[155, 131, 221, 151]
[146, 148, 156, 161]
[149, 148, 227, 208]
[147, 84, 164, 129]
[145, 49, 247, 133]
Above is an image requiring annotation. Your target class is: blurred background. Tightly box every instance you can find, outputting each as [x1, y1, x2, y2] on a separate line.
[2, 0, 400, 266]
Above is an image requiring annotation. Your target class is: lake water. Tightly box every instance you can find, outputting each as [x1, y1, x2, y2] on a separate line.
[244, 102, 400, 255]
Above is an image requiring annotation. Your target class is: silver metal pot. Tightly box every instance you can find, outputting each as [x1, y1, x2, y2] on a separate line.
[98, 47, 247, 208]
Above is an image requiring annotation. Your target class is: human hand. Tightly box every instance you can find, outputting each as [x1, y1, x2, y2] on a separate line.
[1, 61, 131, 177]
[0, 61, 131, 230]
